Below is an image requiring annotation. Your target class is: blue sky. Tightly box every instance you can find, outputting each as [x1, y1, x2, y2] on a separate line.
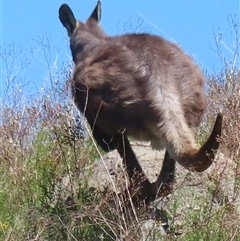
[1, 1, 239, 95]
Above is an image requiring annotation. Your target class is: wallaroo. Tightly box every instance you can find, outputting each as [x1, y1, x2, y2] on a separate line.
[58, 1, 222, 204]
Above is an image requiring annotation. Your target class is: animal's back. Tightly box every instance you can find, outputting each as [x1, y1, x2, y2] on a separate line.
[112, 34, 207, 126]
[73, 33, 207, 133]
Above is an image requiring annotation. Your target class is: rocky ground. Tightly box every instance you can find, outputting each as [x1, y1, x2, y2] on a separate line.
[54, 141, 240, 240]
[88, 141, 240, 239]
[89, 141, 239, 207]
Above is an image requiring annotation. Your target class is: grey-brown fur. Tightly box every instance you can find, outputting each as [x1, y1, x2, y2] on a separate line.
[58, 1, 222, 203]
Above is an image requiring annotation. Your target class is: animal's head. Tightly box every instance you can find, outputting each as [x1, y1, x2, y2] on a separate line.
[59, 1, 107, 63]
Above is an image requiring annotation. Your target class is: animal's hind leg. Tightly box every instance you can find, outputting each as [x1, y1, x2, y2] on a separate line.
[151, 90, 198, 167]
[113, 135, 161, 204]
[96, 132, 175, 204]
[113, 135, 145, 179]
[90, 125, 154, 202]
[134, 150, 176, 204]
[87, 116, 116, 152]
[91, 125, 176, 203]
[154, 150, 175, 197]
[92, 125, 116, 152]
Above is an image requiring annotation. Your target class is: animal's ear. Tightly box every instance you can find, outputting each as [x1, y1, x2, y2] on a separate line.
[89, 1, 101, 22]
[59, 4, 77, 36]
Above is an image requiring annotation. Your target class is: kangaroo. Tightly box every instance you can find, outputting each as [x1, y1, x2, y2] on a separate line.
[58, 1, 222, 204]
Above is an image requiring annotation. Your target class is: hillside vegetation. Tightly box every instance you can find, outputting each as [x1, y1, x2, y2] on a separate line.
[1, 20, 240, 240]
